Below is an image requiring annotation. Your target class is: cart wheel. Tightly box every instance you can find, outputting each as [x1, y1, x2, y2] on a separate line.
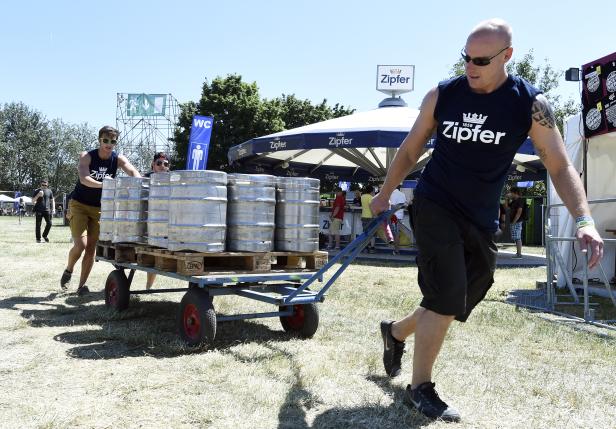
[105, 269, 130, 311]
[178, 288, 216, 346]
[279, 303, 319, 338]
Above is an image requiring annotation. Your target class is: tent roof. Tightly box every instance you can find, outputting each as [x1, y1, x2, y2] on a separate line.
[229, 105, 540, 181]
[263, 106, 419, 137]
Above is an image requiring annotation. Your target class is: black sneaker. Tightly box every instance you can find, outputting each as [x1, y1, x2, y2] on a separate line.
[380, 320, 405, 377]
[404, 382, 461, 422]
[43, 237, 49, 243]
[60, 269, 72, 290]
[76, 285, 90, 296]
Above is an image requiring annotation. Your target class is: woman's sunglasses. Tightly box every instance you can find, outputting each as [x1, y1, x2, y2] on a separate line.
[100, 138, 118, 145]
[156, 160, 169, 167]
[460, 46, 509, 67]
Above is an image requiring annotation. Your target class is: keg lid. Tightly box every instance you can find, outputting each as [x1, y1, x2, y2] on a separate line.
[276, 176, 320, 189]
[150, 171, 171, 184]
[169, 170, 227, 185]
[228, 173, 276, 187]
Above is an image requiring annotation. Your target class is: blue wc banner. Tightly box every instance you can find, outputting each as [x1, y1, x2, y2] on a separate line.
[186, 115, 214, 170]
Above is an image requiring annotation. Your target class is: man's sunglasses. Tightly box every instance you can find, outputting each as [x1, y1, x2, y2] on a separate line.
[156, 160, 169, 167]
[100, 138, 118, 145]
[460, 46, 509, 66]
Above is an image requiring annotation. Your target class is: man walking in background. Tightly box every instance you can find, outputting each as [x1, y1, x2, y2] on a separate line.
[61, 125, 141, 296]
[371, 18, 603, 422]
[32, 180, 55, 242]
[508, 186, 525, 258]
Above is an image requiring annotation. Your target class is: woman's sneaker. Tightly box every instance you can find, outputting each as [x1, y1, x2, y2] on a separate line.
[404, 382, 461, 422]
[76, 285, 90, 296]
[60, 269, 72, 290]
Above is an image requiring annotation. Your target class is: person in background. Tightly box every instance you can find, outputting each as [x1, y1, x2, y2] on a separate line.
[144, 152, 170, 289]
[389, 185, 407, 255]
[60, 125, 141, 296]
[352, 190, 362, 205]
[32, 180, 55, 242]
[508, 186, 525, 258]
[18, 197, 26, 222]
[495, 199, 507, 239]
[327, 188, 346, 251]
[360, 185, 376, 253]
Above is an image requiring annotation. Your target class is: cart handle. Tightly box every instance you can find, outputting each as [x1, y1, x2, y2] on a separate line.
[284, 203, 407, 304]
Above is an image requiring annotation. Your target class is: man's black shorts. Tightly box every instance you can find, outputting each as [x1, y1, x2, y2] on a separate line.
[412, 196, 497, 322]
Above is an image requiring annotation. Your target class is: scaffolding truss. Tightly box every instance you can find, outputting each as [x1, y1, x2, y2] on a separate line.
[116, 93, 180, 173]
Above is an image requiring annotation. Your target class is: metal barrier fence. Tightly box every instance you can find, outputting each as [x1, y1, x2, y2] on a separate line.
[539, 196, 616, 330]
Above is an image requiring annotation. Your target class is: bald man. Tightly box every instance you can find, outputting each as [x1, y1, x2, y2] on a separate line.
[370, 19, 603, 421]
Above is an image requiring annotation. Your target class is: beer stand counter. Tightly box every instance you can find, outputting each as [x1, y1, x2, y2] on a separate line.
[96, 206, 402, 347]
[318, 205, 413, 243]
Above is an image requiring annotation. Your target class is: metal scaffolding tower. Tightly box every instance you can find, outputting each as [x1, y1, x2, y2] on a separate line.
[116, 93, 180, 173]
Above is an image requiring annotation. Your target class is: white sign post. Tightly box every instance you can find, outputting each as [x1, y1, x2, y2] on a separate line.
[376, 65, 415, 96]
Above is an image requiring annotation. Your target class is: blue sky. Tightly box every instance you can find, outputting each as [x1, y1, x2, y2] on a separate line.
[1, 0, 612, 128]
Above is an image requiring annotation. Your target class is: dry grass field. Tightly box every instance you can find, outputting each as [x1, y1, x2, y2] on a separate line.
[1, 216, 615, 428]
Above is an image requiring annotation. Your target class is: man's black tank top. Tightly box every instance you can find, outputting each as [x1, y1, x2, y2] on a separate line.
[71, 149, 118, 207]
[415, 75, 541, 232]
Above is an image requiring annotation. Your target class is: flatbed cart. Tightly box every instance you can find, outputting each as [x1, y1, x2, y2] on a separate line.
[97, 205, 403, 346]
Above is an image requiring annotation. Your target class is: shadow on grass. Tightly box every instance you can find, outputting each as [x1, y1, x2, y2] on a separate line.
[0, 289, 302, 359]
[0, 292, 62, 310]
[483, 291, 616, 340]
[276, 370, 432, 429]
[222, 343, 431, 429]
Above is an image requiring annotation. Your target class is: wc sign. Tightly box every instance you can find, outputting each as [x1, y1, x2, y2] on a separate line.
[186, 115, 214, 170]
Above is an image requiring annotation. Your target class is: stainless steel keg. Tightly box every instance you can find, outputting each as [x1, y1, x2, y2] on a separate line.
[147, 172, 170, 248]
[167, 170, 227, 252]
[227, 174, 276, 252]
[275, 177, 320, 252]
[99, 177, 116, 241]
[112, 176, 149, 243]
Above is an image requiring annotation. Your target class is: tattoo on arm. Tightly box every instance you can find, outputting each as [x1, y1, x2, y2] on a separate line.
[531, 96, 556, 129]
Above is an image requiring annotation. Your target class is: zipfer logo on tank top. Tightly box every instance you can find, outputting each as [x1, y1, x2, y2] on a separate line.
[442, 113, 507, 144]
[90, 167, 111, 180]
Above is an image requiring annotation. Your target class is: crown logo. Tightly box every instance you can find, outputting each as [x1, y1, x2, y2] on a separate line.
[390, 68, 402, 74]
[336, 132, 345, 137]
[463, 113, 487, 125]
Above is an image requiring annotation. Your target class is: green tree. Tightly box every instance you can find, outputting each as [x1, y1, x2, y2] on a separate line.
[277, 94, 353, 129]
[49, 120, 97, 195]
[449, 50, 579, 133]
[0, 102, 51, 193]
[172, 74, 354, 170]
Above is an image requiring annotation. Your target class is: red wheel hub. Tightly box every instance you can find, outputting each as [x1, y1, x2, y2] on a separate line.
[108, 280, 118, 306]
[286, 305, 305, 330]
[183, 304, 201, 339]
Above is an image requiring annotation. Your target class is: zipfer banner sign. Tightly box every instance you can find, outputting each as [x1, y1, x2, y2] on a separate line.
[186, 116, 214, 170]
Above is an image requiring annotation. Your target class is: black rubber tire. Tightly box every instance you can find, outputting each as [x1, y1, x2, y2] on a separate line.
[177, 288, 216, 346]
[279, 303, 319, 338]
[105, 269, 130, 311]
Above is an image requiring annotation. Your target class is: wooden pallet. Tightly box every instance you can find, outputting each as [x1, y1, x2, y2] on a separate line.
[133, 246, 328, 276]
[270, 251, 328, 270]
[96, 241, 139, 263]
